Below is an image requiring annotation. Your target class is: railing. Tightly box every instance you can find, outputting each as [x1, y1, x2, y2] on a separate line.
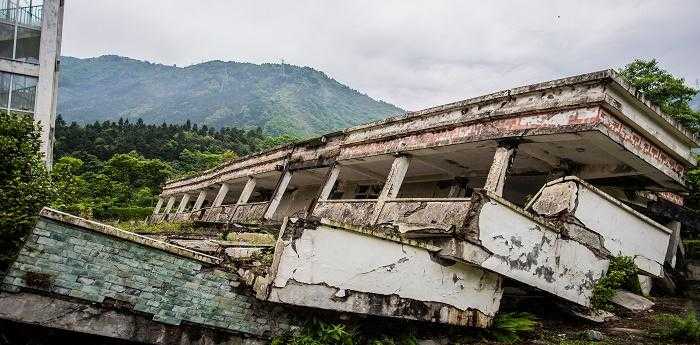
[0, 1, 42, 28]
[152, 201, 273, 225]
[312, 199, 378, 227]
[312, 198, 473, 229]
[228, 202, 270, 224]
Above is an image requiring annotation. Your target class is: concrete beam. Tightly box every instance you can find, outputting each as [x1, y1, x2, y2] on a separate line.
[163, 196, 176, 214]
[665, 221, 681, 267]
[484, 144, 517, 196]
[153, 198, 164, 214]
[237, 177, 257, 205]
[212, 183, 230, 207]
[319, 165, 341, 201]
[264, 171, 293, 220]
[176, 194, 191, 213]
[0, 292, 252, 345]
[192, 191, 208, 210]
[372, 156, 410, 223]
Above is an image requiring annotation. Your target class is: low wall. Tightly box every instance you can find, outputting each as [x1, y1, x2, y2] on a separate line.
[1, 208, 293, 338]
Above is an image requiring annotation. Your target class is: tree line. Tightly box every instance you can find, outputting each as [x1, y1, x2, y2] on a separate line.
[51, 117, 297, 219]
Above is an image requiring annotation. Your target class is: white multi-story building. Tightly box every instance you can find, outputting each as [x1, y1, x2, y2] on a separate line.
[0, 0, 63, 165]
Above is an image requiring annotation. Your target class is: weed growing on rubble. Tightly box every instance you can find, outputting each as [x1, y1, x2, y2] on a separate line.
[485, 312, 538, 343]
[108, 220, 196, 234]
[271, 319, 354, 345]
[270, 319, 419, 345]
[653, 311, 700, 342]
[590, 256, 640, 310]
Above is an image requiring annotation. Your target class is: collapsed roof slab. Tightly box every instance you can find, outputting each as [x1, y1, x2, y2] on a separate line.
[158, 70, 696, 199]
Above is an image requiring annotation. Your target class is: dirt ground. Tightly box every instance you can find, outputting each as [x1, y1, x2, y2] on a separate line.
[496, 293, 698, 345]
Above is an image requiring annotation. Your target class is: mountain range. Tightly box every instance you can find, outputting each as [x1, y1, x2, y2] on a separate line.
[57, 55, 404, 136]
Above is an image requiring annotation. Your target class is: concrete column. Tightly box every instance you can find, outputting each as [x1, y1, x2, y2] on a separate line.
[212, 183, 230, 207]
[153, 198, 164, 214]
[372, 155, 410, 223]
[176, 194, 191, 213]
[264, 171, 293, 220]
[318, 165, 341, 201]
[237, 177, 257, 205]
[484, 144, 517, 196]
[665, 220, 682, 267]
[35, 0, 64, 166]
[163, 196, 176, 214]
[192, 190, 208, 210]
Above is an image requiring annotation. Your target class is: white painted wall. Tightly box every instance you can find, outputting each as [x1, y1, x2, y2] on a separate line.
[271, 225, 504, 317]
[478, 200, 608, 307]
[572, 186, 670, 277]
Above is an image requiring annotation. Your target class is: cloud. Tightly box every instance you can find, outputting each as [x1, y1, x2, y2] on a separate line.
[61, 0, 700, 111]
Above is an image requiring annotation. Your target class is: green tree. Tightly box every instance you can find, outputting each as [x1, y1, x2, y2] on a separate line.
[619, 59, 700, 130]
[0, 112, 55, 271]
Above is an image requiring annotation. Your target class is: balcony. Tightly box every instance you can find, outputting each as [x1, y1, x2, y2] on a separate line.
[0, 0, 42, 28]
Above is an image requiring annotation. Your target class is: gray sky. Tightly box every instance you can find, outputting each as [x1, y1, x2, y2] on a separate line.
[62, 0, 700, 111]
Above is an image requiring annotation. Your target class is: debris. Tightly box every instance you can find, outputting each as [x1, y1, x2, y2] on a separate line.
[638, 274, 652, 296]
[610, 290, 655, 311]
[583, 329, 605, 341]
[607, 327, 645, 336]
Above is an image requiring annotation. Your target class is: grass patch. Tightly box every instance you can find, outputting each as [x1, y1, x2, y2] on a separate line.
[271, 319, 419, 345]
[485, 312, 538, 343]
[653, 311, 700, 342]
[106, 220, 198, 235]
[591, 256, 640, 310]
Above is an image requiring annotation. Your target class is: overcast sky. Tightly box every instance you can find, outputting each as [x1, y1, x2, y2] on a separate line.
[62, 0, 700, 111]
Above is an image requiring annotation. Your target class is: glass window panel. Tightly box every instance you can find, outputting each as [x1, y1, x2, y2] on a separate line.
[15, 26, 38, 63]
[0, 72, 10, 109]
[0, 21, 14, 59]
[10, 73, 36, 112]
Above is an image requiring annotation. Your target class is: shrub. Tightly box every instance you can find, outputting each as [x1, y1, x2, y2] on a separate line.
[271, 319, 354, 345]
[486, 312, 538, 343]
[93, 206, 154, 220]
[590, 256, 640, 310]
[0, 112, 55, 272]
[653, 311, 700, 342]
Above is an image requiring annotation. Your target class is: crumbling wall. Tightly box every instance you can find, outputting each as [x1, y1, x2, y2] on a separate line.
[527, 177, 672, 277]
[1, 210, 294, 337]
[265, 220, 503, 328]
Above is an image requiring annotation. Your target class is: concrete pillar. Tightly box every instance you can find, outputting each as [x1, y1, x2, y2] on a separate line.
[163, 196, 176, 214]
[192, 190, 208, 210]
[212, 183, 230, 208]
[372, 155, 410, 223]
[318, 165, 341, 201]
[176, 194, 191, 213]
[484, 144, 517, 196]
[237, 177, 257, 205]
[35, 0, 64, 166]
[665, 220, 682, 267]
[264, 171, 293, 220]
[153, 198, 164, 214]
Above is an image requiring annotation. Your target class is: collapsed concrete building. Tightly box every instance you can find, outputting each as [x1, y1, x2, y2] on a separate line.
[1, 70, 697, 343]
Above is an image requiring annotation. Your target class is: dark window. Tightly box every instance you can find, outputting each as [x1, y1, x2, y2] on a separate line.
[0, 21, 14, 59]
[15, 26, 39, 63]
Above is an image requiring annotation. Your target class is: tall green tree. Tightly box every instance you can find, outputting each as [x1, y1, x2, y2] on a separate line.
[0, 112, 55, 271]
[619, 59, 700, 131]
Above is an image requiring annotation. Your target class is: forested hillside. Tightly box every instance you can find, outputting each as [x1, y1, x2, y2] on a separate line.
[58, 55, 403, 136]
[52, 117, 295, 219]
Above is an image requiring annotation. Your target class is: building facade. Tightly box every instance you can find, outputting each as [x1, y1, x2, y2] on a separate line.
[0, 0, 63, 165]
